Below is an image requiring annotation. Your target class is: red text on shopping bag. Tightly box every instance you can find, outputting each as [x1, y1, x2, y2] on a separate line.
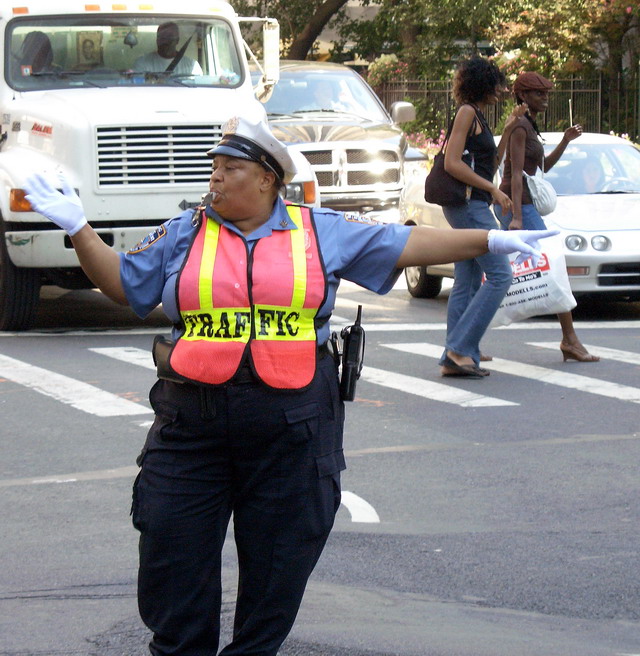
[482, 252, 550, 285]
[511, 252, 550, 284]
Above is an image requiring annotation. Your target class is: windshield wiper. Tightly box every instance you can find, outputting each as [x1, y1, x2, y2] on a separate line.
[30, 70, 104, 87]
[119, 71, 192, 86]
[595, 190, 639, 194]
[294, 108, 366, 119]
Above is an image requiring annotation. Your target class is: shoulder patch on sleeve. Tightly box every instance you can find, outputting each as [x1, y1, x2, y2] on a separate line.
[343, 212, 381, 225]
[127, 225, 167, 254]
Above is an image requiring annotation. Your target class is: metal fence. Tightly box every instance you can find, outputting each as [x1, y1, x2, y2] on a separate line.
[377, 72, 640, 140]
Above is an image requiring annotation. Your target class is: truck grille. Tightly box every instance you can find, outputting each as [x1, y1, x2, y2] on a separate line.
[96, 125, 223, 186]
[301, 146, 400, 191]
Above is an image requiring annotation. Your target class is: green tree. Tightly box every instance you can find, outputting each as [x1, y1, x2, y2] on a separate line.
[339, 0, 500, 77]
[491, 0, 638, 79]
[232, 0, 351, 59]
[589, 0, 638, 78]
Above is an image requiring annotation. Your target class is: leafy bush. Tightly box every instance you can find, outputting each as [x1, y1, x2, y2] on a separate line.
[405, 129, 446, 161]
[367, 54, 409, 87]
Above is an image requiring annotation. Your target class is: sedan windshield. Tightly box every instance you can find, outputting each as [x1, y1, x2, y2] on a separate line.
[545, 142, 640, 195]
[256, 69, 389, 122]
[6, 15, 243, 90]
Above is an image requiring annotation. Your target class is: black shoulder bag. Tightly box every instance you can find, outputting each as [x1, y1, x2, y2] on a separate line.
[424, 108, 477, 207]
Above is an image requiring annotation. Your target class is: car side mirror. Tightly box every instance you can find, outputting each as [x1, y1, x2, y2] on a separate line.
[390, 101, 415, 124]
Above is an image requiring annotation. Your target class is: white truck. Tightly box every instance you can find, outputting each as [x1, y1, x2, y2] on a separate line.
[0, 0, 317, 330]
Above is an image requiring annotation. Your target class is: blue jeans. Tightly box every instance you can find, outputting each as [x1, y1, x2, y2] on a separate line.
[440, 200, 512, 366]
[494, 202, 546, 231]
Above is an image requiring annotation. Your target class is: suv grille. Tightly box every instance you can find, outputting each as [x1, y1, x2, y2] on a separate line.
[301, 146, 400, 192]
[96, 125, 223, 186]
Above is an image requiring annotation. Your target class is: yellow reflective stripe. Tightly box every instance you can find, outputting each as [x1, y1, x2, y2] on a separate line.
[286, 205, 307, 308]
[253, 305, 317, 341]
[198, 218, 219, 310]
[180, 308, 252, 342]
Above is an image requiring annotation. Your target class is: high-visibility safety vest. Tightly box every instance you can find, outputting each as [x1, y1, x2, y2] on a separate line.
[169, 203, 327, 389]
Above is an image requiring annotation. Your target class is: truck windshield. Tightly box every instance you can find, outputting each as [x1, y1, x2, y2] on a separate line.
[6, 15, 243, 91]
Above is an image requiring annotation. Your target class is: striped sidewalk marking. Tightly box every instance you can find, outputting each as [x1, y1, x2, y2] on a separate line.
[0, 354, 152, 417]
[385, 342, 640, 404]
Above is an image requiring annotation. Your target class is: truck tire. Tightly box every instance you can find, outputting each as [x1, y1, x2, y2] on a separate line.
[0, 229, 41, 331]
[404, 265, 443, 298]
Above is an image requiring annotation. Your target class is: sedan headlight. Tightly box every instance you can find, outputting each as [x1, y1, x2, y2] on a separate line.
[565, 234, 587, 251]
[403, 158, 429, 180]
[591, 235, 611, 251]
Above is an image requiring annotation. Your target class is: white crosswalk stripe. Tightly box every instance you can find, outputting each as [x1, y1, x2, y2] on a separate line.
[4, 333, 640, 419]
[94, 347, 518, 408]
[385, 342, 640, 404]
[89, 346, 156, 370]
[361, 366, 517, 407]
[0, 353, 152, 417]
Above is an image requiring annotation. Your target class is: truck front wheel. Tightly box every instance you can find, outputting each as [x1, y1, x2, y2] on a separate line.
[0, 228, 41, 331]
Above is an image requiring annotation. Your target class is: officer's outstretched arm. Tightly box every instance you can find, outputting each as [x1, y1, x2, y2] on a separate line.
[70, 225, 128, 305]
[24, 174, 128, 306]
[396, 225, 559, 269]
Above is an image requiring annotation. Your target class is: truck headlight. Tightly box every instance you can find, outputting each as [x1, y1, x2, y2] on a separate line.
[284, 181, 317, 206]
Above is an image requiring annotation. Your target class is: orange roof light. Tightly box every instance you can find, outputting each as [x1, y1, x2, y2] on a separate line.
[85, 4, 101, 10]
[12, 7, 29, 14]
[138, 4, 154, 9]
[111, 3, 127, 9]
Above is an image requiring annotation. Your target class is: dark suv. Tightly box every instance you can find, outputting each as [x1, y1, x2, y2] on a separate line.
[253, 60, 423, 219]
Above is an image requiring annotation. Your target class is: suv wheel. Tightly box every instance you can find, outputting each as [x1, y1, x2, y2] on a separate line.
[404, 266, 443, 298]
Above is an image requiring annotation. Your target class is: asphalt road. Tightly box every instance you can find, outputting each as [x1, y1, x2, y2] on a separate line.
[1, 282, 639, 656]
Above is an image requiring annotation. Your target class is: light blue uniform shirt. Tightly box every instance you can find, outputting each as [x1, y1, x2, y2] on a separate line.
[119, 197, 411, 344]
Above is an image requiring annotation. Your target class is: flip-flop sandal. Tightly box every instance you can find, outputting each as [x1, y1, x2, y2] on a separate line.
[441, 356, 486, 379]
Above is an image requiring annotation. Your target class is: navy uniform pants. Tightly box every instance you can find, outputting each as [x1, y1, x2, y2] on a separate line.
[131, 355, 345, 656]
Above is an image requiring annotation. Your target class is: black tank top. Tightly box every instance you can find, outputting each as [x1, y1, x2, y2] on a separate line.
[466, 108, 496, 204]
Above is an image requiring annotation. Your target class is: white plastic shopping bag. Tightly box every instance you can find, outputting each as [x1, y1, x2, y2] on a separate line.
[490, 233, 576, 328]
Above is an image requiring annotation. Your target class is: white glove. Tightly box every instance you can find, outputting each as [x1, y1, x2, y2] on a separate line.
[488, 228, 560, 266]
[24, 174, 87, 236]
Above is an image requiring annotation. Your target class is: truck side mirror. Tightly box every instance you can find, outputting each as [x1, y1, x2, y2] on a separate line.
[390, 101, 415, 125]
[239, 17, 280, 103]
[261, 19, 279, 87]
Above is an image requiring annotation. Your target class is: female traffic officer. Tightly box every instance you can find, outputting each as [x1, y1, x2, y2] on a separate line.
[23, 111, 555, 656]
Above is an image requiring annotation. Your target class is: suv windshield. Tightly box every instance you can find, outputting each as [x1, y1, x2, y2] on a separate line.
[6, 15, 243, 90]
[254, 68, 389, 122]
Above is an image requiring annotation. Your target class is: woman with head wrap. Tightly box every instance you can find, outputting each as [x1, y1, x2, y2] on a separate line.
[497, 71, 599, 362]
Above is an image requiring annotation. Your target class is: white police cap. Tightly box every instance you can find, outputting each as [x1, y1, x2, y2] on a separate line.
[207, 115, 297, 184]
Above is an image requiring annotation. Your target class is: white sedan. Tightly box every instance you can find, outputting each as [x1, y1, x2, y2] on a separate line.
[400, 132, 640, 301]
